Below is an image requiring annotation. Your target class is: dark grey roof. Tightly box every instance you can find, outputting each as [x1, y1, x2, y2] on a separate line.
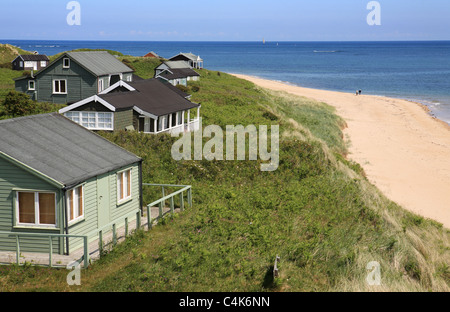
[67, 51, 133, 76]
[0, 113, 141, 187]
[99, 79, 199, 116]
[16, 54, 49, 62]
[169, 53, 203, 62]
[157, 68, 200, 80]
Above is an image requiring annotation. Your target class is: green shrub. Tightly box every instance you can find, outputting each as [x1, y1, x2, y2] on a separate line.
[176, 84, 189, 93]
[1, 90, 35, 117]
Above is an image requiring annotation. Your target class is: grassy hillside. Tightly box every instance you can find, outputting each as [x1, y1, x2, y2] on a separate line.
[0, 43, 34, 64]
[119, 56, 163, 79]
[0, 67, 448, 292]
[0, 44, 32, 104]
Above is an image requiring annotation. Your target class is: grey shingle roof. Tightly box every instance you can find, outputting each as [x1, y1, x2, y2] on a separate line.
[163, 61, 191, 69]
[0, 113, 141, 188]
[158, 68, 200, 80]
[67, 51, 133, 76]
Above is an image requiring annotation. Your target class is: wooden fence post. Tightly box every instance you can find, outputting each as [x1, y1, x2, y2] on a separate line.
[16, 236, 20, 265]
[147, 205, 152, 230]
[112, 224, 117, 246]
[136, 211, 141, 229]
[49, 237, 53, 268]
[273, 255, 280, 278]
[83, 236, 89, 268]
[180, 193, 184, 212]
[170, 196, 174, 214]
[159, 201, 163, 219]
[187, 188, 192, 207]
[99, 230, 103, 256]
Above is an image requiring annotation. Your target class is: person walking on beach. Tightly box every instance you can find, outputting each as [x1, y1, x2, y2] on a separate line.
[359, 89, 362, 95]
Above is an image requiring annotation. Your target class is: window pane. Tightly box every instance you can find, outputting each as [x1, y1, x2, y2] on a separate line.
[126, 171, 131, 197]
[39, 193, 56, 225]
[54, 81, 59, 93]
[77, 187, 83, 217]
[18, 192, 35, 224]
[69, 189, 74, 221]
[118, 173, 124, 200]
[60, 81, 66, 93]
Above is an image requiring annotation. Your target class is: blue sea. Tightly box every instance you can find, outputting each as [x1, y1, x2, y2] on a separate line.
[3, 40, 450, 124]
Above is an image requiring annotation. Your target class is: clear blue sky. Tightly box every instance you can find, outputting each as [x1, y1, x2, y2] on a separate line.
[1, 0, 450, 41]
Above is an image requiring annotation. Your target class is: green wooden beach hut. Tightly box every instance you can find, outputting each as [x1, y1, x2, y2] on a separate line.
[14, 51, 134, 104]
[0, 113, 142, 256]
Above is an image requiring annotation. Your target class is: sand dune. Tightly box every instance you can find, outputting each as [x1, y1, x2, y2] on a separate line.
[232, 74, 450, 228]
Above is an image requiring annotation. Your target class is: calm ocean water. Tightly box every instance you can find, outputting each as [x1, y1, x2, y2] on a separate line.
[4, 40, 450, 124]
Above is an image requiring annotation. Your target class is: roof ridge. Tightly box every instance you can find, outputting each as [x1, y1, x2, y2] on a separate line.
[0, 112, 57, 124]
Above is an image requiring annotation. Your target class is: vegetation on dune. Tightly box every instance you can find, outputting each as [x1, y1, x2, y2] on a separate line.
[49, 48, 124, 62]
[119, 56, 164, 79]
[0, 90, 64, 120]
[0, 44, 34, 68]
[0, 49, 449, 292]
[0, 44, 34, 105]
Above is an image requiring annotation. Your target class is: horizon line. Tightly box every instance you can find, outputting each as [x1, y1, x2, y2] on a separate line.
[2, 39, 450, 43]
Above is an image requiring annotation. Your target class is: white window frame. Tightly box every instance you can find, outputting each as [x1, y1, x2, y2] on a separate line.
[53, 79, 67, 94]
[40, 61, 47, 67]
[66, 185, 85, 225]
[117, 169, 132, 204]
[64, 111, 114, 131]
[98, 79, 104, 93]
[63, 58, 70, 69]
[28, 80, 35, 91]
[15, 191, 58, 229]
[24, 61, 37, 70]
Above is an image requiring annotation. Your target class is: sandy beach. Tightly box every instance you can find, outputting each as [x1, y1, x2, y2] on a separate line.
[232, 74, 450, 228]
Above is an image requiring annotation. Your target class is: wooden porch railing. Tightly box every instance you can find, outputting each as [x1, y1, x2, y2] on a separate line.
[142, 183, 192, 230]
[0, 184, 192, 268]
[0, 231, 90, 268]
